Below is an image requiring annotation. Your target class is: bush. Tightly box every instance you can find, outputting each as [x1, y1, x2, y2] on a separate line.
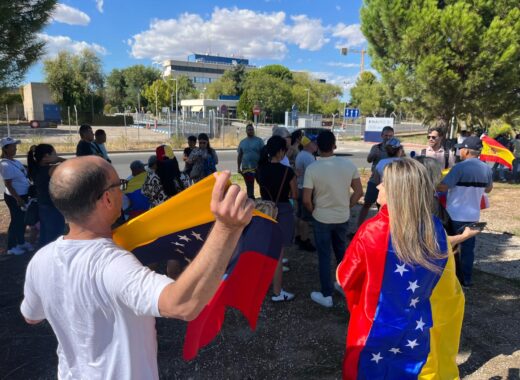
[92, 114, 134, 126]
[488, 121, 514, 138]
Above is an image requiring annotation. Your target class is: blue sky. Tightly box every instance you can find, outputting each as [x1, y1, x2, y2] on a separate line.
[27, 0, 371, 94]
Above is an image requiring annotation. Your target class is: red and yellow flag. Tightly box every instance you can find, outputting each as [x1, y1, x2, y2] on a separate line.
[480, 135, 514, 169]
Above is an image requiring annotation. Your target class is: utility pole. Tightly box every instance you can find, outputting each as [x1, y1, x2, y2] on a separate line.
[6, 104, 10, 137]
[306, 88, 310, 114]
[340, 47, 366, 73]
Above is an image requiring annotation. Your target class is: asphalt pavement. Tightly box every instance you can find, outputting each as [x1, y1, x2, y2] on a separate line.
[0, 144, 372, 197]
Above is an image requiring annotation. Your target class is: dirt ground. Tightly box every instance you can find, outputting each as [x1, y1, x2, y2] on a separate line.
[1, 192, 519, 379]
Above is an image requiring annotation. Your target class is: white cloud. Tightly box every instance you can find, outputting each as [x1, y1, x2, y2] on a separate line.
[336, 5, 341, 11]
[129, 7, 328, 61]
[284, 15, 329, 51]
[52, 4, 90, 26]
[332, 23, 366, 48]
[38, 34, 108, 57]
[96, 0, 104, 13]
[310, 71, 359, 90]
[327, 62, 360, 69]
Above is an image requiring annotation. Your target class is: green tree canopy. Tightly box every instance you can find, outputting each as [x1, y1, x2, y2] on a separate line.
[121, 65, 162, 110]
[44, 49, 104, 118]
[361, 0, 520, 127]
[142, 75, 197, 115]
[0, 0, 57, 88]
[237, 70, 293, 122]
[349, 71, 393, 116]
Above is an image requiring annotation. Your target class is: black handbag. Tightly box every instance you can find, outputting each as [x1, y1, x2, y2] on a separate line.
[24, 198, 39, 226]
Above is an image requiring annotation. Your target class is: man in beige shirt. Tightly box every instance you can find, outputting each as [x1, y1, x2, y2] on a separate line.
[303, 131, 363, 308]
[422, 126, 455, 169]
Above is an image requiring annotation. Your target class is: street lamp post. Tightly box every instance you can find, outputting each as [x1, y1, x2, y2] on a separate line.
[306, 88, 310, 114]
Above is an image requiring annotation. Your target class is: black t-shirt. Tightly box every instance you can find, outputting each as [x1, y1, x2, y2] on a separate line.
[34, 166, 53, 206]
[256, 163, 295, 203]
[76, 140, 93, 156]
[156, 157, 182, 196]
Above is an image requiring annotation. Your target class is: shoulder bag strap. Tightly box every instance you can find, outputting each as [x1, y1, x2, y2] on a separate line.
[275, 167, 289, 204]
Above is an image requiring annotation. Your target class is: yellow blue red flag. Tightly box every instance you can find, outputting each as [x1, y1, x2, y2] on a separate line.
[112, 174, 283, 359]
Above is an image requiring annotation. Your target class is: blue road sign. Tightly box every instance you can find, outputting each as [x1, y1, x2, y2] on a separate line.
[344, 108, 360, 118]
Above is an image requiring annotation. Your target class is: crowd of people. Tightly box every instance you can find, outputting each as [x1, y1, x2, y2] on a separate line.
[0, 120, 512, 378]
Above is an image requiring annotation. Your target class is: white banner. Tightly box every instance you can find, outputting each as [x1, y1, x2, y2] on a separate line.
[365, 117, 394, 132]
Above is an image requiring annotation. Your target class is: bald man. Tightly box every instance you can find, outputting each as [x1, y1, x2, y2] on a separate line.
[20, 156, 254, 379]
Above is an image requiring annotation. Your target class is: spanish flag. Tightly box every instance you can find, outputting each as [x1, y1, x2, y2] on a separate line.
[112, 174, 283, 360]
[480, 135, 514, 169]
[337, 206, 464, 379]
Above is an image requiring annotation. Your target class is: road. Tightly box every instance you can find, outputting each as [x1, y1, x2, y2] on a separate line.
[1, 144, 372, 197]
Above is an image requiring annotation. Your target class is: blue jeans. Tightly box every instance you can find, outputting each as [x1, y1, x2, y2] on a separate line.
[313, 219, 349, 297]
[451, 220, 477, 285]
[39, 204, 65, 247]
[512, 158, 520, 182]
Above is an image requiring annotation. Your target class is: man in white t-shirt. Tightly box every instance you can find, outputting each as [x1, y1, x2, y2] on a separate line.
[303, 131, 363, 308]
[20, 156, 254, 379]
[438, 136, 493, 287]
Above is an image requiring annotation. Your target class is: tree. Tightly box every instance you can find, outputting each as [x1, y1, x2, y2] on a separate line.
[105, 69, 127, 111]
[0, 0, 57, 88]
[205, 64, 247, 99]
[237, 70, 293, 122]
[121, 65, 162, 110]
[349, 72, 392, 116]
[44, 49, 104, 120]
[291, 72, 343, 115]
[141, 76, 196, 115]
[361, 0, 520, 127]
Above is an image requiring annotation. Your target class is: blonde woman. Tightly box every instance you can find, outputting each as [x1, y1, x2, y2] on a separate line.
[337, 158, 464, 380]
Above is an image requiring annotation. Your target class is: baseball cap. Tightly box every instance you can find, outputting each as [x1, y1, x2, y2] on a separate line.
[272, 126, 291, 138]
[301, 136, 316, 147]
[0, 137, 21, 149]
[130, 160, 145, 171]
[385, 137, 401, 149]
[454, 136, 482, 150]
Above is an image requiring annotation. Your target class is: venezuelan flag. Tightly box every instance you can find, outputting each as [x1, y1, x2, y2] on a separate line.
[113, 174, 283, 360]
[480, 135, 514, 169]
[337, 206, 464, 380]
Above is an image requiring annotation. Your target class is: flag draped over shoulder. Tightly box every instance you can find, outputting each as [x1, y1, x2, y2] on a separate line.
[337, 206, 464, 380]
[480, 135, 514, 169]
[112, 174, 283, 360]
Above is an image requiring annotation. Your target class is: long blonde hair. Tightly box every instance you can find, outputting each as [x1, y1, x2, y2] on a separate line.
[383, 158, 446, 271]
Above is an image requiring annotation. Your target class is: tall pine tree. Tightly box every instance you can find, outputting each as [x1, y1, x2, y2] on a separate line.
[0, 0, 57, 88]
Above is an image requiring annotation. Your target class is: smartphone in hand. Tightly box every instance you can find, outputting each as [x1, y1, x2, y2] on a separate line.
[456, 222, 487, 234]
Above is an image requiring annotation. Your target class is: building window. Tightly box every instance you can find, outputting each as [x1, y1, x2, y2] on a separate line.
[193, 77, 212, 84]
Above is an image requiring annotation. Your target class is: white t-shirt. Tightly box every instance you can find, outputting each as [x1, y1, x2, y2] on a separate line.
[0, 158, 31, 196]
[303, 156, 360, 224]
[20, 237, 174, 380]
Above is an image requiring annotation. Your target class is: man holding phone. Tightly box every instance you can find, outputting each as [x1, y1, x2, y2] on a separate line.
[438, 136, 493, 287]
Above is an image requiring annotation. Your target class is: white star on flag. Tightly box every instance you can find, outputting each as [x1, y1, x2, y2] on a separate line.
[389, 347, 401, 354]
[178, 235, 191, 242]
[175, 248, 184, 254]
[394, 263, 409, 276]
[410, 297, 419, 308]
[406, 339, 419, 349]
[173, 242, 185, 247]
[371, 352, 383, 364]
[407, 280, 420, 293]
[416, 317, 426, 331]
[191, 231, 204, 241]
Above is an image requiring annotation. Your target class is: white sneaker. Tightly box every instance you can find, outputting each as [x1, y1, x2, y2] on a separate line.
[310, 291, 333, 308]
[282, 258, 289, 264]
[20, 242, 34, 251]
[282, 265, 290, 273]
[271, 289, 295, 302]
[7, 246, 25, 255]
[334, 282, 345, 296]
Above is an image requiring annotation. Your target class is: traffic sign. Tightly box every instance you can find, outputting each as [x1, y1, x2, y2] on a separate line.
[220, 105, 228, 115]
[253, 105, 261, 116]
[344, 108, 360, 118]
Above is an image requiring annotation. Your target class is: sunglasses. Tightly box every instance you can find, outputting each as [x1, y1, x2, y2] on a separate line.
[427, 135, 439, 140]
[97, 181, 123, 200]
[199, 141, 208, 144]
